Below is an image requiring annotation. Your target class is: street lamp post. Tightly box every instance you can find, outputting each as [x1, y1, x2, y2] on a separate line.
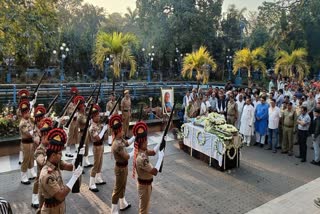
[142, 46, 155, 83]
[53, 43, 70, 100]
[226, 48, 232, 80]
[235, 21, 245, 86]
[104, 56, 111, 82]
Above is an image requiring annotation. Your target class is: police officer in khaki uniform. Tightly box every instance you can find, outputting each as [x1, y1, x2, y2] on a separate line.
[121, 90, 131, 139]
[88, 104, 108, 192]
[106, 93, 119, 145]
[132, 121, 164, 214]
[227, 95, 238, 126]
[19, 100, 37, 185]
[30, 106, 47, 209]
[65, 87, 79, 157]
[33, 118, 53, 212]
[73, 96, 92, 168]
[39, 128, 83, 214]
[17, 89, 31, 164]
[33, 105, 47, 147]
[281, 102, 296, 155]
[109, 115, 135, 213]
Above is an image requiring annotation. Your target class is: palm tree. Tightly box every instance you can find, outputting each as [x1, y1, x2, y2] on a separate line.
[232, 47, 266, 88]
[92, 31, 138, 89]
[181, 46, 217, 86]
[274, 48, 309, 80]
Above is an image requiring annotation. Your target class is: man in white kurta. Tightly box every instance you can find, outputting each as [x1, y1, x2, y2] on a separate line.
[240, 98, 255, 146]
[236, 94, 245, 129]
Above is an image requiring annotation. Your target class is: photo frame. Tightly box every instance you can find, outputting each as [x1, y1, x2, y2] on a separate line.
[161, 87, 174, 115]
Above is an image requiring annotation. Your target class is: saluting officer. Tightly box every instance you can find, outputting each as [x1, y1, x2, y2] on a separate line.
[32, 118, 53, 211]
[19, 100, 37, 185]
[33, 105, 47, 147]
[106, 93, 119, 145]
[121, 90, 131, 139]
[39, 128, 83, 214]
[88, 104, 108, 192]
[17, 89, 31, 164]
[132, 121, 164, 214]
[109, 115, 135, 213]
[73, 96, 93, 168]
[65, 87, 79, 157]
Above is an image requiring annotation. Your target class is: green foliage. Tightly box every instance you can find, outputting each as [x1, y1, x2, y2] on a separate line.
[181, 46, 217, 84]
[275, 48, 310, 80]
[92, 31, 138, 78]
[233, 47, 266, 87]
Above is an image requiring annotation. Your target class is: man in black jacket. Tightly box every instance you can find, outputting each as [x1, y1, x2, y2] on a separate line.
[311, 108, 320, 165]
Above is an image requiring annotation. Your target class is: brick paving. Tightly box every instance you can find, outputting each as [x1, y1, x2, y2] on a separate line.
[1, 136, 320, 214]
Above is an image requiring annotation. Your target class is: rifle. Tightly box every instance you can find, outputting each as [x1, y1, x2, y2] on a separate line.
[104, 96, 122, 125]
[30, 71, 46, 101]
[86, 85, 98, 103]
[72, 103, 94, 193]
[95, 83, 101, 104]
[46, 94, 59, 116]
[159, 102, 176, 173]
[53, 95, 75, 128]
[64, 100, 80, 128]
[138, 104, 143, 121]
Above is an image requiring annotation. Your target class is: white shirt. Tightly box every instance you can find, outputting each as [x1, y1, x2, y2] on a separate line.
[268, 106, 281, 129]
[200, 102, 208, 115]
[183, 95, 192, 108]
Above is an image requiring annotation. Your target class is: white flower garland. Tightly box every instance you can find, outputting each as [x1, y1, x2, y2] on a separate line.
[227, 145, 237, 160]
[196, 131, 206, 146]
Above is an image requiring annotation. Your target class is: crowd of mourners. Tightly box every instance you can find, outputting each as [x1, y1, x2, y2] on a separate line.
[182, 77, 320, 164]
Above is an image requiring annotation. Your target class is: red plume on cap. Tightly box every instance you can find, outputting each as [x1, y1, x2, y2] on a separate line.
[47, 128, 67, 152]
[92, 104, 101, 117]
[39, 117, 53, 133]
[34, 106, 47, 121]
[19, 100, 30, 114]
[73, 95, 85, 109]
[132, 121, 148, 178]
[109, 114, 122, 135]
[18, 89, 30, 98]
[70, 87, 79, 95]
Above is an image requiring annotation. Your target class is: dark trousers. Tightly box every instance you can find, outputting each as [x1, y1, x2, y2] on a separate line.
[298, 130, 309, 160]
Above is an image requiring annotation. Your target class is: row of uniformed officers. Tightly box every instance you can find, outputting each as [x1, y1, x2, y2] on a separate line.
[17, 87, 165, 214]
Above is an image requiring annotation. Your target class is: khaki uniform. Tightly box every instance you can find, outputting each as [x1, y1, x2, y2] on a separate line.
[19, 118, 35, 172]
[136, 151, 154, 214]
[39, 160, 68, 214]
[111, 138, 129, 204]
[106, 100, 119, 136]
[89, 121, 105, 177]
[121, 97, 131, 137]
[282, 109, 296, 153]
[227, 101, 237, 126]
[66, 103, 78, 146]
[34, 143, 47, 210]
[77, 112, 89, 156]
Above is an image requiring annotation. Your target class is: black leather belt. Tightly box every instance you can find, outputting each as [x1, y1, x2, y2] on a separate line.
[138, 178, 153, 185]
[284, 125, 294, 128]
[44, 198, 62, 208]
[21, 138, 33, 144]
[116, 161, 128, 168]
[93, 141, 103, 146]
[123, 110, 130, 112]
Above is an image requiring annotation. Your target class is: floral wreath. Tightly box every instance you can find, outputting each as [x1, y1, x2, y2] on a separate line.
[180, 124, 189, 138]
[196, 131, 206, 146]
[227, 145, 237, 160]
[214, 138, 226, 156]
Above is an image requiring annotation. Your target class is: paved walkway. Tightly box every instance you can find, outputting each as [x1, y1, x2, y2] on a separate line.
[1, 134, 320, 213]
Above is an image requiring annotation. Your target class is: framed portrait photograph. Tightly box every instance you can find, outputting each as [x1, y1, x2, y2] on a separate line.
[161, 87, 174, 115]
